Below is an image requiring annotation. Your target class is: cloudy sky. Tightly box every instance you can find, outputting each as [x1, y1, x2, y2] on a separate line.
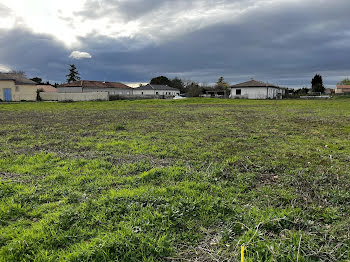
[0, 0, 349, 87]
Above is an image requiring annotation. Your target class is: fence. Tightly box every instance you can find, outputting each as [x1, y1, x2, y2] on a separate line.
[300, 95, 331, 99]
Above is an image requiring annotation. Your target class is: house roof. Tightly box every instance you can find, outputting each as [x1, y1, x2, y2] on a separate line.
[336, 85, 350, 89]
[135, 84, 153, 90]
[231, 79, 281, 89]
[0, 73, 37, 85]
[136, 84, 180, 91]
[58, 80, 132, 89]
[36, 85, 57, 92]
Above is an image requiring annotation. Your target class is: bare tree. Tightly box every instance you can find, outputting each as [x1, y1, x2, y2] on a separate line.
[9, 70, 26, 77]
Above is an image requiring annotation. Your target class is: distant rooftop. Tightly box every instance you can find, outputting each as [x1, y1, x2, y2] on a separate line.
[0, 73, 37, 85]
[136, 84, 180, 91]
[58, 80, 132, 89]
[231, 79, 281, 88]
[36, 85, 57, 93]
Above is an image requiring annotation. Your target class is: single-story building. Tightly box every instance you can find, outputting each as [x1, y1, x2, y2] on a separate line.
[230, 79, 286, 99]
[335, 85, 350, 94]
[0, 73, 37, 101]
[133, 84, 180, 97]
[57, 80, 133, 96]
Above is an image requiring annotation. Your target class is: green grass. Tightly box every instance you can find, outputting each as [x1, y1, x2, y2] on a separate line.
[0, 98, 349, 261]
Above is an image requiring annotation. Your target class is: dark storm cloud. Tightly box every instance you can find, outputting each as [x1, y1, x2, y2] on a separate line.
[74, 0, 350, 86]
[1, 0, 350, 87]
[0, 27, 70, 82]
[0, 27, 147, 83]
[75, 0, 251, 22]
[76, 0, 163, 21]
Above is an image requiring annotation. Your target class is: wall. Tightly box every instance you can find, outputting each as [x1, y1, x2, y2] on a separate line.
[56, 87, 83, 93]
[13, 85, 37, 101]
[84, 87, 132, 95]
[231, 87, 283, 99]
[231, 87, 268, 99]
[0, 80, 15, 101]
[133, 89, 155, 96]
[40, 92, 109, 101]
[267, 88, 283, 99]
[0, 81, 36, 101]
[133, 89, 179, 96]
[155, 90, 179, 96]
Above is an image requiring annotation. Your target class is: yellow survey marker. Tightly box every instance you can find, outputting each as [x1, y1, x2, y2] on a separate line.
[241, 245, 245, 262]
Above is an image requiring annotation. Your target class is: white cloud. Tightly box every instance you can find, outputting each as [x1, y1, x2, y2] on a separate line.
[0, 64, 11, 72]
[0, 3, 16, 29]
[69, 51, 92, 59]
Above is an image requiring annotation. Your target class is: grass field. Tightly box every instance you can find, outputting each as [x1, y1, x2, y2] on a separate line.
[0, 98, 349, 261]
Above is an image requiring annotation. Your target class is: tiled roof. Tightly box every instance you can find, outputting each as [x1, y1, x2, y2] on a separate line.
[0, 73, 37, 85]
[136, 84, 180, 91]
[58, 80, 132, 89]
[151, 84, 180, 91]
[36, 85, 57, 92]
[336, 85, 350, 89]
[135, 84, 154, 90]
[231, 79, 281, 88]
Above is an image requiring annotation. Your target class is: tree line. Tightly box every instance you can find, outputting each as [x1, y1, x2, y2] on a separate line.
[4, 64, 350, 96]
[149, 75, 231, 97]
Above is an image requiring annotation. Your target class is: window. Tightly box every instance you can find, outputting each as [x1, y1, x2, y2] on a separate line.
[156, 92, 159, 95]
[15, 86, 20, 92]
[236, 89, 241, 95]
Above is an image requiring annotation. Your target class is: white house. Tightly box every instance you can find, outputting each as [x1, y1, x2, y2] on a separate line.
[133, 84, 180, 97]
[230, 79, 286, 99]
[57, 80, 133, 96]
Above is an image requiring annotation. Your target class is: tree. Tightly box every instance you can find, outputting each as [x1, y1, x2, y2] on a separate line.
[213, 76, 230, 97]
[9, 70, 26, 77]
[337, 78, 350, 85]
[150, 76, 171, 86]
[214, 76, 229, 90]
[311, 74, 325, 93]
[296, 87, 310, 95]
[66, 64, 80, 83]
[169, 77, 185, 93]
[186, 82, 203, 97]
[30, 77, 43, 84]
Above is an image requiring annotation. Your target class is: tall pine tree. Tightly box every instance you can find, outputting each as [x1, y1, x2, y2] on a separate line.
[66, 64, 81, 83]
[311, 74, 325, 93]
